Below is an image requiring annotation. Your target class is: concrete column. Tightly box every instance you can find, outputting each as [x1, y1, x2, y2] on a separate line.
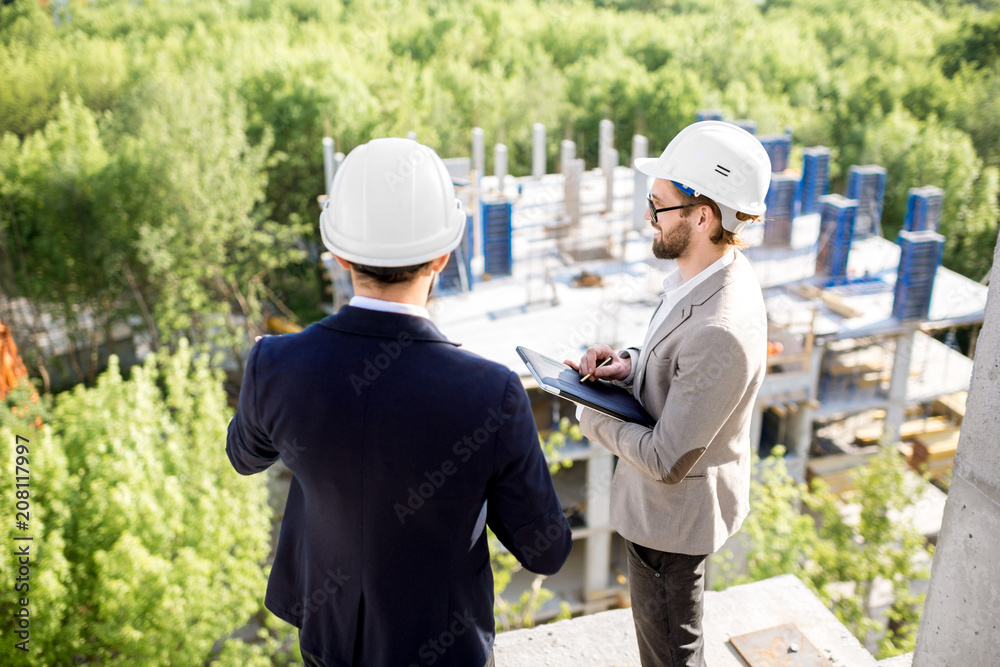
[914, 237, 1000, 664]
[792, 404, 813, 460]
[472, 127, 485, 180]
[800, 341, 825, 462]
[632, 135, 649, 230]
[405, 131, 417, 141]
[564, 158, 584, 226]
[322, 137, 335, 198]
[882, 329, 915, 445]
[584, 444, 613, 609]
[560, 139, 576, 175]
[494, 144, 508, 192]
[605, 148, 618, 214]
[532, 123, 546, 178]
[599, 119, 614, 175]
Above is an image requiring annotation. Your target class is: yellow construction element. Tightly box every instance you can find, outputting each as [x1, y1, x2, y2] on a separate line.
[853, 415, 954, 446]
[806, 446, 879, 496]
[932, 391, 967, 426]
[910, 429, 960, 489]
[266, 316, 303, 335]
[789, 283, 862, 319]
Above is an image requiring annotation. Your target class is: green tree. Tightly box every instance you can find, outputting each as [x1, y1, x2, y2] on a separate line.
[861, 110, 999, 279]
[0, 94, 122, 387]
[712, 446, 933, 659]
[0, 342, 272, 666]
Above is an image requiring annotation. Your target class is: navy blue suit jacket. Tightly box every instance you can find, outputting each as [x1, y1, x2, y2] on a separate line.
[227, 306, 572, 667]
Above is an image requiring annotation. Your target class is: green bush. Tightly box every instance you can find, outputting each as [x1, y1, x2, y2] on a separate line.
[0, 342, 272, 666]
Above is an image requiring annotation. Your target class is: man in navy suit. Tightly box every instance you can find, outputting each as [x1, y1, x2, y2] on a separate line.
[227, 138, 571, 667]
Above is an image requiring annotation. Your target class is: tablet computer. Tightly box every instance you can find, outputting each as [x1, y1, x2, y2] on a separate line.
[516, 346, 656, 428]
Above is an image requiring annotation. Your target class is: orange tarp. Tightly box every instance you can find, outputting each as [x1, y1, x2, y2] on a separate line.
[0, 318, 28, 399]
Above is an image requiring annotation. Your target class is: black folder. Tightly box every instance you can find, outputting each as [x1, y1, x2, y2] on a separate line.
[516, 346, 656, 428]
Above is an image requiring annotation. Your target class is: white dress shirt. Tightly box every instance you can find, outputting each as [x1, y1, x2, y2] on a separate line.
[627, 249, 735, 384]
[349, 295, 430, 320]
[576, 250, 736, 420]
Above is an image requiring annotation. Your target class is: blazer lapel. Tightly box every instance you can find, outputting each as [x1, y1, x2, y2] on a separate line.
[634, 254, 744, 401]
[634, 294, 694, 401]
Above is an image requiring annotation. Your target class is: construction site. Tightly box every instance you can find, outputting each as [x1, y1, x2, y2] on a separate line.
[315, 113, 990, 622]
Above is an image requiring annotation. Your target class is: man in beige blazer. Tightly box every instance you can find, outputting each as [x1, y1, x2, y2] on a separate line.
[567, 121, 771, 667]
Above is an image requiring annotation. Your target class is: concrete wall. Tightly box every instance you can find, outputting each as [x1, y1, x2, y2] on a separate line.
[914, 238, 1000, 662]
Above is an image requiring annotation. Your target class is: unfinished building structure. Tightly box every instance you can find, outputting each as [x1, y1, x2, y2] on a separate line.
[318, 116, 989, 618]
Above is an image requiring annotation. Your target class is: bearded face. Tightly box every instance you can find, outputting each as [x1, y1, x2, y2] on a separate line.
[652, 212, 693, 260]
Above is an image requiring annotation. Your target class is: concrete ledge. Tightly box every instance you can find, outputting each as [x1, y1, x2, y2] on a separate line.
[877, 652, 913, 666]
[495, 574, 877, 666]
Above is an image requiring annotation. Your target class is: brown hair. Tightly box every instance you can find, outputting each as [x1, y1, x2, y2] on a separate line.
[349, 261, 432, 285]
[675, 188, 759, 250]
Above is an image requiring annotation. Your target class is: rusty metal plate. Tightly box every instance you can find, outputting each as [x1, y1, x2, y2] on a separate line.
[729, 623, 833, 666]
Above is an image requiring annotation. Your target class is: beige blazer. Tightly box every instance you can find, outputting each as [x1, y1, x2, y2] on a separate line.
[580, 250, 767, 555]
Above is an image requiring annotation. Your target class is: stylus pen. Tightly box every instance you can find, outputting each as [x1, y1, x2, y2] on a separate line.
[580, 356, 612, 383]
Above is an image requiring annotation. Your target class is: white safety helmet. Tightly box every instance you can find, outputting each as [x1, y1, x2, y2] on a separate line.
[320, 138, 466, 267]
[634, 121, 771, 234]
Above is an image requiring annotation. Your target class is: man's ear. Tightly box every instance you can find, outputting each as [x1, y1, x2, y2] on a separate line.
[428, 253, 451, 273]
[694, 205, 715, 232]
[334, 255, 352, 271]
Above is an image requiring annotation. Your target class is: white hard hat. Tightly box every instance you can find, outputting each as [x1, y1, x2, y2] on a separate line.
[634, 121, 772, 234]
[320, 138, 466, 267]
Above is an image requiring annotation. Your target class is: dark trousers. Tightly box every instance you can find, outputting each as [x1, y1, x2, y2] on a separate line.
[300, 643, 495, 667]
[625, 539, 708, 667]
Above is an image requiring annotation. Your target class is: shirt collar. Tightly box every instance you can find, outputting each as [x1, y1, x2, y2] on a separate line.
[661, 249, 735, 294]
[349, 295, 430, 320]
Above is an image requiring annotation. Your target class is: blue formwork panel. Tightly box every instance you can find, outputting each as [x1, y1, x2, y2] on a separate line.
[892, 229, 945, 321]
[903, 186, 945, 233]
[816, 195, 858, 281]
[439, 214, 474, 292]
[697, 109, 725, 122]
[759, 134, 793, 172]
[845, 165, 887, 239]
[481, 201, 513, 277]
[799, 146, 831, 215]
[731, 119, 757, 135]
[763, 173, 799, 247]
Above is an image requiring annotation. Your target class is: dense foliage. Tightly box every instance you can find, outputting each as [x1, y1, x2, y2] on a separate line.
[712, 446, 933, 659]
[0, 344, 278, 666]
[1, 0, 998, 384]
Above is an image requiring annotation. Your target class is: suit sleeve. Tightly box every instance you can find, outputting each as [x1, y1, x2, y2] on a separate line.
[226, 340, 280, 475]
[486, 372, 572, 575]
[615, 346, 641, 387]
[580, 325, 754, 483]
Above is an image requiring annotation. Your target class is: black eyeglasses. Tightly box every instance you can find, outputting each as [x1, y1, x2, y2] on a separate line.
[647, 194, 694, 224]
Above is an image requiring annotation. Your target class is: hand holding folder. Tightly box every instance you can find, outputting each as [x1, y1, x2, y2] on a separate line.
[517, 347, 656, 427]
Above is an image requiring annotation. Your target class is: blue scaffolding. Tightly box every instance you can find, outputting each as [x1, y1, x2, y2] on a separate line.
[816, 195, 858, 283]
[903, 186, 945, 233]
[845, 165, 887, 239]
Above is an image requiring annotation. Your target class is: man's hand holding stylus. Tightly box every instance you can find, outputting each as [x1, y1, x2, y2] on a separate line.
[564, 345, 631, 382]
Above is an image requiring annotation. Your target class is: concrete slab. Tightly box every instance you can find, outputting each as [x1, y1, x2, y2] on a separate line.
[494, 574, 877, 666]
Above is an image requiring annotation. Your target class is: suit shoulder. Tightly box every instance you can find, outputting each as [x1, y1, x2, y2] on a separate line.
[447, 346, 520, 382]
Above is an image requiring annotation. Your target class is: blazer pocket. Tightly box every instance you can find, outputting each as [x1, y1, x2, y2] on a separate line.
[649, 342, 671, 362]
